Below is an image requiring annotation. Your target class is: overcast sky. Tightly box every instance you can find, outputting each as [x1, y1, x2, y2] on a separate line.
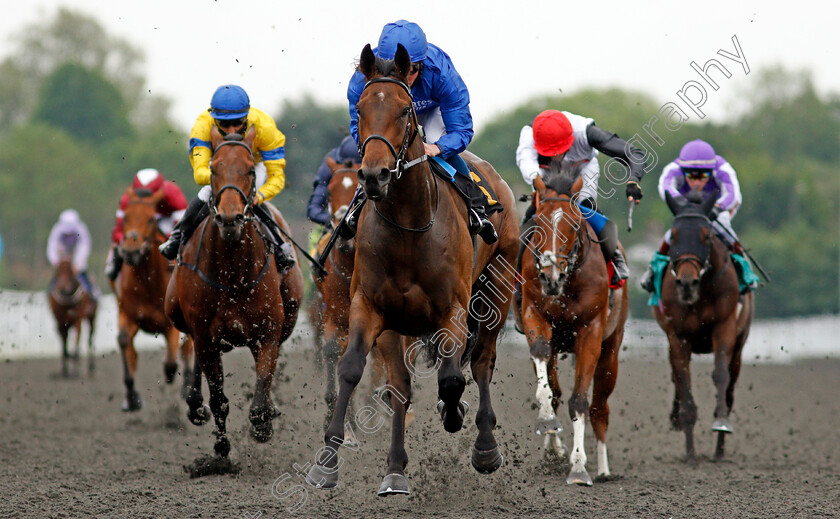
[1, 0, 838, 133]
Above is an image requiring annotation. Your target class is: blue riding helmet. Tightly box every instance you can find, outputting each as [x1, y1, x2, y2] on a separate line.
[376, 20, 428, 62]
[210, 84, 250, 120]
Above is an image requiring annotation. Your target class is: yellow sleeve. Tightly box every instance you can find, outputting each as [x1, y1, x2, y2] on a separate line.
[251, 108, 287, 202]
[189, 112, 215, 186]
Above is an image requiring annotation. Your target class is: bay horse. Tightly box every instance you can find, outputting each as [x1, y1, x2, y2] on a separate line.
[114, 187, 193, 411]
[518, 167, 628, 486]
[48, 257, 97, 377]
[653, 192, 754, 464]
[165, 127, 303, 462]
[312, 156, 389, 425]
[306, 44, 519, 496]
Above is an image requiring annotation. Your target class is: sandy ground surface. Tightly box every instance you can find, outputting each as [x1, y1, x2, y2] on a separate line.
[1, 333, 838, 518]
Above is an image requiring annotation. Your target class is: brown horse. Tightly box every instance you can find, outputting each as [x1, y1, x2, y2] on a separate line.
[312, 156, 390, 424]
[653, 192, 754, 464]
[306, 44, 519, 496]
[518, 168, 628, 486]
[114, 187, 193, 411]
[48, 257, 97, 377]
[165, 127, 303, 462]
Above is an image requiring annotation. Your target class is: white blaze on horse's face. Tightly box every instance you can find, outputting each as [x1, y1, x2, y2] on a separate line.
[341, 176, 354, 189]
[376, 92, 385, 102]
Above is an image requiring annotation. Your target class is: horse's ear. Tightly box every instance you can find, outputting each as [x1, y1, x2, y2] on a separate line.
[394, 44, 411, 80]
[325, 155, 338, 171]
[149, 187, 166, 206]
[244, 125, 257, 149]
[570, 176, 583, 196]
[360, 44, 376, 79]
[700, 192, 717, 216]
[664, 191, 683, 216]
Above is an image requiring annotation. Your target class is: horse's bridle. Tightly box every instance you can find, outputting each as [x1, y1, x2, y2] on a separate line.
[209, 139, 257, 221]
[669, 214, 713, 279]
[120, 197, 165, 255]
[533, 196, 585, 278]
[357, 77, 427, 180]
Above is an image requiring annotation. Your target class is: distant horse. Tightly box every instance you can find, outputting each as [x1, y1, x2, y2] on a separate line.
[114, 187, 193, 411]
[518, 167, 628, 486]
[48, 257, 97, 377]
[653, 192, 754, 464]
[306, 44, 519, 496]
[166, 127, 304, 462]
[312, 156, 389, 425]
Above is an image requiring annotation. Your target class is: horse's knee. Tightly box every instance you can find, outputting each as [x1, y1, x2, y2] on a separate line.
[337, 348, 365, 387]
[529, 337, 551, 359]
[117, 329, 130, 350]
[568, 393, 589, 419]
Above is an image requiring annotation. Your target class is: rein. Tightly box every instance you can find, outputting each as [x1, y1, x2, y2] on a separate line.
[50, 284, 84, 306]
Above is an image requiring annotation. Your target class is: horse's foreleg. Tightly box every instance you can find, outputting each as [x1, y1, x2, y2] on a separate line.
[199, 349, 230, 457]
[249, 337, 281, 443]
[186, 353, 210, 426]
[87, 314, 96, 376]
[307, 298, 382, 490]
[375, 331, 412, 496]
[711, 318, 738, 458]
[117, 315, 142, 412]
[59, 324, 70, 378]
[566, 326, 603, 486]
[524, 305, 560, 437]
[436, 306, 469, 435]
[163, 326, 180, 384]
[179, 335, 194, 399]
[668, 333, 696, 465]
[71, 320, 83, 374]
[322, 322, 342, 429]
[590, 333, 621, 479]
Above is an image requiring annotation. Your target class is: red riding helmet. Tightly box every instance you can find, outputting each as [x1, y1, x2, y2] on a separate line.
[132, 168, 164, 192]
[533, 109, 574, 156]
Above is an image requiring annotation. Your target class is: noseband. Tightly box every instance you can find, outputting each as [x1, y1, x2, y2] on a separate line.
[209, 139, 257, 219]
[357, 77, 427, 179]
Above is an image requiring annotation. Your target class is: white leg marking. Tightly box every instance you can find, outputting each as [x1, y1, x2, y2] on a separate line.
[570, 411, 588, 473]
[597, 440, 610, 477]
[544, 431, 567, 458]
[532, 358, 555, 422]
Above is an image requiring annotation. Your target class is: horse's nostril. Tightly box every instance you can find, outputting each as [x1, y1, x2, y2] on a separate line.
[378, 168, 390, 183]
[357, 170, 366, 183]
[235, 214, 244, 223]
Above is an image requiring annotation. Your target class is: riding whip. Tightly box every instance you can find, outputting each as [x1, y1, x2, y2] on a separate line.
[313, 186, 364, 280]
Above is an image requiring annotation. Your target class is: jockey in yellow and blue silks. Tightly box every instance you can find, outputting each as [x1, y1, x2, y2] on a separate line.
[159, 85, 295, 270]
[342, 19, 498, 244]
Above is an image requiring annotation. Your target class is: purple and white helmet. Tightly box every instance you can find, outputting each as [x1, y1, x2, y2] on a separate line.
[675, 139, 716, 170]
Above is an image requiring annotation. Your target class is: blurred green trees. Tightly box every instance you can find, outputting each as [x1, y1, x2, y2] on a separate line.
[0, 9, 837, 318]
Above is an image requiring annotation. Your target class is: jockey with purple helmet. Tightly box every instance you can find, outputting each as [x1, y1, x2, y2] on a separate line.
[47, 209, 97, 298]
[343, 19, 497, 244]
[640, 139, 745, 292]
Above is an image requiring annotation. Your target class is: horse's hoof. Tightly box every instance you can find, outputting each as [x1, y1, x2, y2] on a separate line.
[535, 417, 563, 436]
[121, 393, 143, 412]
[712, 418, 733, 433]
[163, 361, 178, 384]
[377, 473, 410, 496]
[305, 463, 338, 489]
[471, 446, 504, 474]
[437, 400, 469, 433]
[187, 404, 211, 426]
[214, 436, 231, 458]
[566, 469, 593, 486]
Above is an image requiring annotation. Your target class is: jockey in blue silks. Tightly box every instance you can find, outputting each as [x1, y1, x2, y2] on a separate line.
[343, 19, 497, 244]
[306, 135, 362, 226]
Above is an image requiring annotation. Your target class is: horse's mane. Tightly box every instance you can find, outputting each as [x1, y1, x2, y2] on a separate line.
[541, 159, 578, 196]
[133, 187, 154, 198]
[223, 133, 244, 142]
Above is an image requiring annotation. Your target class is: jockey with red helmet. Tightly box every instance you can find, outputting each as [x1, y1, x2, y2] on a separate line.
[515, 109, 647, 285]
[158, 84, 295, 271]
[105, 168, 187, 281]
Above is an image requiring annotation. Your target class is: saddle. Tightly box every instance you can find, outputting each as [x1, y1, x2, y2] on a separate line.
[428, 157, 503, 218]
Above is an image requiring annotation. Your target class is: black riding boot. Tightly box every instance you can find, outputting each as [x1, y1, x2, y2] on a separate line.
[469, 206, 498, 244]
[252, 204, 296, 273]
[597, 220, 628, 285]
[105, 246, 124, 282]
[338, 194, 367, 240]
[159, 196, 207, 260]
